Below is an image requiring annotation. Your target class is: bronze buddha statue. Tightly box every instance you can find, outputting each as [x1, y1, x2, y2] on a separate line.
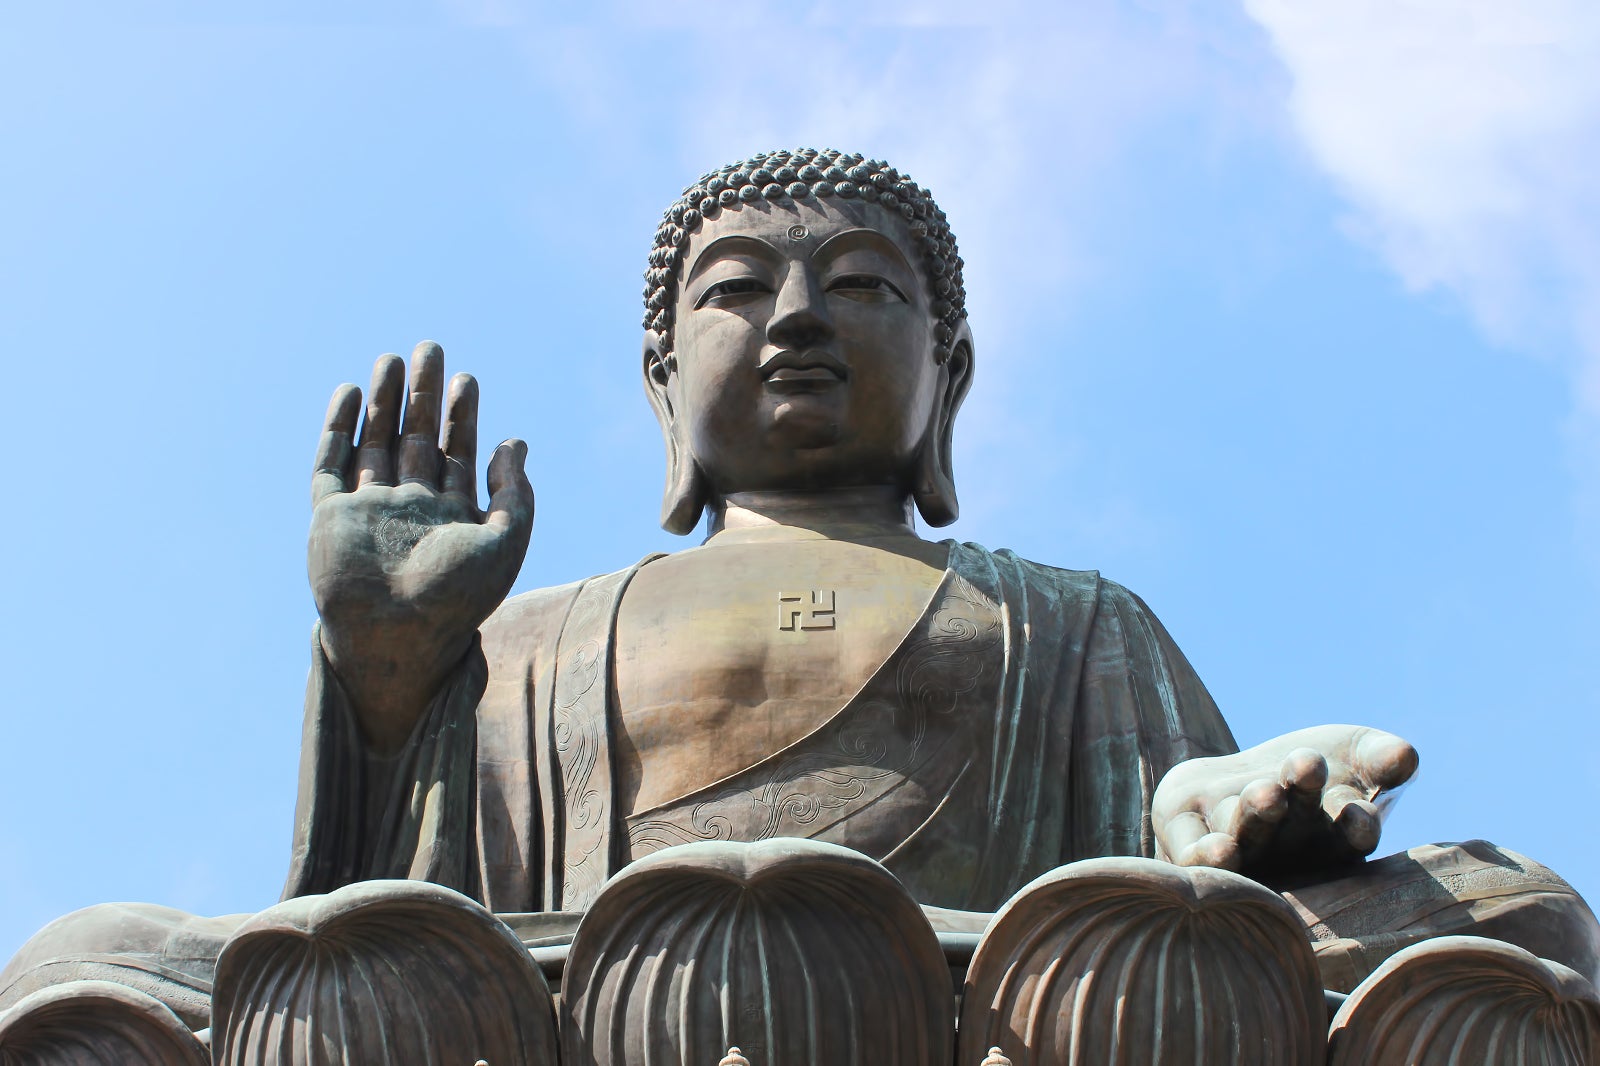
[3, 148, 1595, 1045]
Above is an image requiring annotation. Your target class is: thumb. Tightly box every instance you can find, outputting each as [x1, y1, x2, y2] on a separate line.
[486, 439, 535, 537]
[1352, 729, 1419, 792]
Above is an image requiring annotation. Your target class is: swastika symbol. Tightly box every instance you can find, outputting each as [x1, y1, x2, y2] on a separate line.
[778, 590, 836, 631]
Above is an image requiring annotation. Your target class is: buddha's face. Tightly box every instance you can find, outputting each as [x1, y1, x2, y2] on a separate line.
[651, 199, 966, 499]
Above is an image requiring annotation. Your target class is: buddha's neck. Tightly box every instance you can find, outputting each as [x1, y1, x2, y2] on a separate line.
[708, 487, 921, 544]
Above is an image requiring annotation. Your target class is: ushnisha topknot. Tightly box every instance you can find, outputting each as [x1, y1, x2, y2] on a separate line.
[644, 148, 968, 363]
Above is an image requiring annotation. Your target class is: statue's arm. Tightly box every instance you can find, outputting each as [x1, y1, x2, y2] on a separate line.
[307, 343, 533, 754]
[1067, 578, 1239, 861]
[282, 621, 488, 899]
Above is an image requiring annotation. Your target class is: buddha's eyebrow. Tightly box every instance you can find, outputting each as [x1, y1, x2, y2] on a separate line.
[813, 228, 916, 277]
[685, 235, 781, 284]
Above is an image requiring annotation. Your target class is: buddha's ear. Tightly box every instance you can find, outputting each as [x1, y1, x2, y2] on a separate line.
[913, 321, 975, 528]
[643, 332, 709, 535]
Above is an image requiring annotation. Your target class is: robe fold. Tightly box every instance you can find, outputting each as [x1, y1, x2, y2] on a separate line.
[282, 542, 1238, 913]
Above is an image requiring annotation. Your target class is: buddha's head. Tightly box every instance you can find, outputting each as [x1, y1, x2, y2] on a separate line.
[642, 149, 974, 534]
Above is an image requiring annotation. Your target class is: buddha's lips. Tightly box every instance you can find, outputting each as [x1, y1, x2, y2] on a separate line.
[761, 350, 848, 390]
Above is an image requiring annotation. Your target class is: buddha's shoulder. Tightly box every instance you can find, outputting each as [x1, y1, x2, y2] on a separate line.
[955, 542, 1100, 594]
[955, 543, 1154, 615]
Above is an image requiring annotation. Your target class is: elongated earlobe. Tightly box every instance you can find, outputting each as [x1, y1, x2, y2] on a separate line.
[659, 421, 709, 535]
[912, 330, 974, 528]
[643, 335, 709, 535]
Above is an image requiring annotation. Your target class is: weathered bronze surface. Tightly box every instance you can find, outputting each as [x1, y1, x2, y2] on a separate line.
[3, 147, 1598, 1062]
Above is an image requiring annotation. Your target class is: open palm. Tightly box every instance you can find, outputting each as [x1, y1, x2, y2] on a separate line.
[308, 342, 533, 751]
[1152, 724, 1419, 882]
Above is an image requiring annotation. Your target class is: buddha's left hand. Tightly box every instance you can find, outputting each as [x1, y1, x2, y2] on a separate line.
[1151, 725, 1419, 881]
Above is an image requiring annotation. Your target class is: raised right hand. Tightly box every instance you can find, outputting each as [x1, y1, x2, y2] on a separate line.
[308, 341, 534, 752]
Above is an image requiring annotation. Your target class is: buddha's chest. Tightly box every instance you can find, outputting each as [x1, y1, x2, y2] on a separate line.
[611, 539, 949, 813]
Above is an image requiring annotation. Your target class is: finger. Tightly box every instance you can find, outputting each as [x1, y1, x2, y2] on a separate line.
[397, 341, 446, 486]
[1225, 778, 1289, 852]
[1280, 747, 1329, 798]
[486, 439, 535, 536]
[1179, 832, 1241, 872]
[311, 384, 362, 506]
[355, 354, 406, 487]
[1209, 795, 1240, 838]
[441, 372, 480, 504]
[1158, 810, 1213, 866]
[1323, 785, 1382, 856]
[1351, 729, 1420, 793]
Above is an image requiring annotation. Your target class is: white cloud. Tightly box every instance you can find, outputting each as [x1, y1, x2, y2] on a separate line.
[1242, 0, 1600, 411]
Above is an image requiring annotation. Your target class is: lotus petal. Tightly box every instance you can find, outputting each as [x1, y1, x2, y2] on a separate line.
[0, 979, 206, 1065]
[561, 838, 952, 1066]
[210, 879, 558, 1064]
[959, 856, 1324, 1065]
[1327, 934, 1600, 1065]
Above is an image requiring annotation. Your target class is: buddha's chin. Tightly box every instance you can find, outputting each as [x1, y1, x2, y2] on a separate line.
[765, 394, 846, 449]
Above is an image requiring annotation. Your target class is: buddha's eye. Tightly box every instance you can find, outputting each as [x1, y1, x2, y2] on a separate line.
[696, 277, 770, 308]
[827, 274, 906, 302]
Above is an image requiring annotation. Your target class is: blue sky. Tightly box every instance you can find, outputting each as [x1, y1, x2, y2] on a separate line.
[4, 2, 1599, 962]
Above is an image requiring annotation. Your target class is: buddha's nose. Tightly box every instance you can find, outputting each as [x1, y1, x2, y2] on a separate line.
[766, 265, 834, 351]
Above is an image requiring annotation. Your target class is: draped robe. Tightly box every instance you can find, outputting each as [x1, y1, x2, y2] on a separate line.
[283, 542, 1239, 913]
